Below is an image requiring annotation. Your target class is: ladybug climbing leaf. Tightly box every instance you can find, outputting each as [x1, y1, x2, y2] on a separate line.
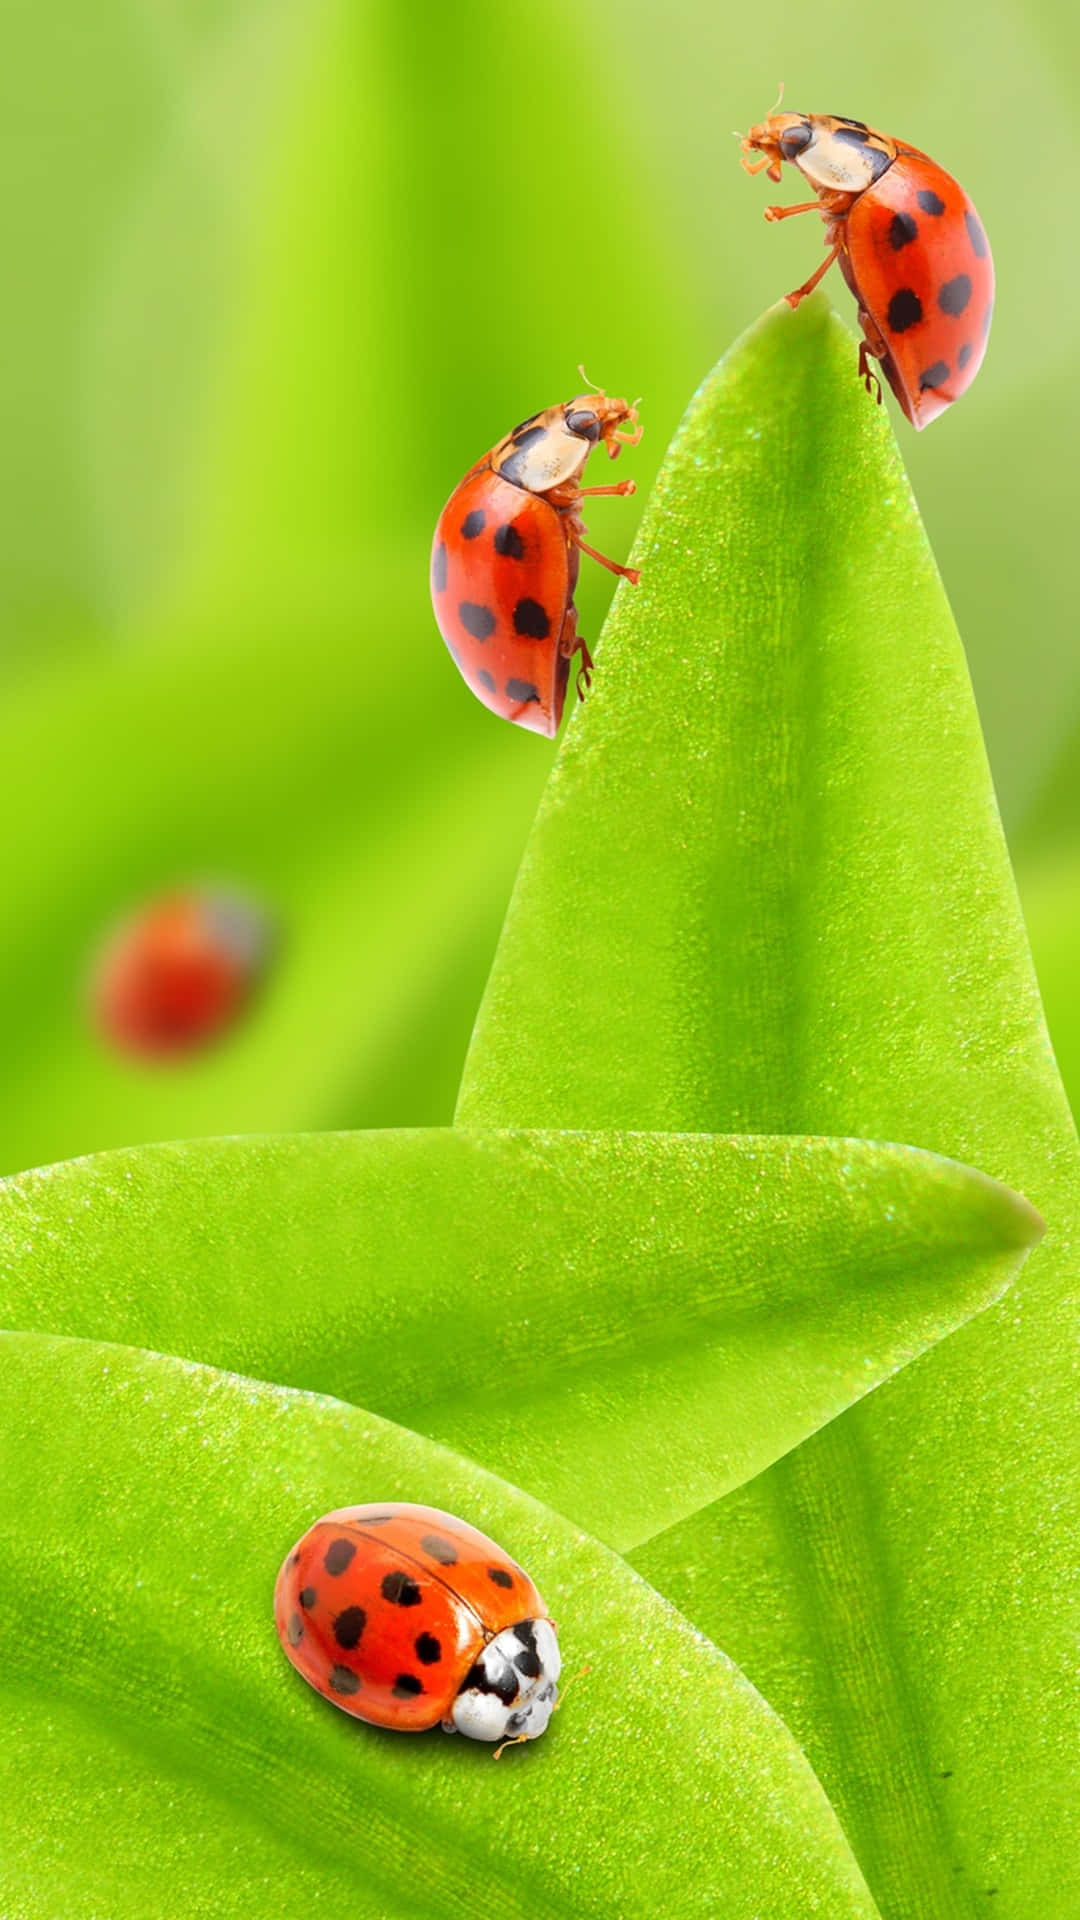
[0, 1331, 883, 1919]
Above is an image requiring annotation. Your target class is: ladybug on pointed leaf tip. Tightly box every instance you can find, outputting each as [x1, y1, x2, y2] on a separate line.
[741, 102, 993, 428]
[275, 1503, 563, 1754]
[431, 380, 642, 736]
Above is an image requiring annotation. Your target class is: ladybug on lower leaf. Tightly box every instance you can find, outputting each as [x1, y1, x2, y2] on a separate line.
[741, 105, 994, 428]
[274, 1503, 562, 1753]
[431, 383, 642, 735]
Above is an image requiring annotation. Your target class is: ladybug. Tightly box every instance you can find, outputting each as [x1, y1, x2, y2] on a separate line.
[274, 1503, 562, 1751]
[91, 887, 271, 1059]
[430, 383, 642, 735]
[741, 106, 994, 427]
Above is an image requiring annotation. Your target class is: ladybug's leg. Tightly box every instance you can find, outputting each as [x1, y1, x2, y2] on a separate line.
[856, 307, 889, 405]
[576, 480, 637, 499]
[571, 532, 641, 585]
[857, 339, 883, 405]
[783, 235, 843, 310]
[576, 638, 595, 701]
[557, 602, 593, 703]
[763, 199, 822, 222]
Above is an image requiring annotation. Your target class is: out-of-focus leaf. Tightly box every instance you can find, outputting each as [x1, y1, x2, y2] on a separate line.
[0, 1332, 882, 1919]
[458, 298, 1077, 1915]
[0, 584, 548, 1173]
[0, 1127, 1040, 1550]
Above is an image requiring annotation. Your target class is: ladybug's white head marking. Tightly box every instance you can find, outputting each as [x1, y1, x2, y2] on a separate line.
[450, 1619, 562, 1744]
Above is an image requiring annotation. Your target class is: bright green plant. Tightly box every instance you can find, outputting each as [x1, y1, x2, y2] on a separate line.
[1, 299, 1071, 1916]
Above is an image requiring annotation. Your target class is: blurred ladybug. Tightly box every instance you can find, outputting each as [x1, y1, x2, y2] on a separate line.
[431, 381, 642, 736]
[92, 887, 271, 1060]
[275, 1502, 561, 1753]
[741, 104, 994, 428]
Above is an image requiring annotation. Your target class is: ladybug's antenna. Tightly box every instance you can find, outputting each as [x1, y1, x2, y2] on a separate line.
[767, 79, 786, 117]
[576, 364, 604, 394]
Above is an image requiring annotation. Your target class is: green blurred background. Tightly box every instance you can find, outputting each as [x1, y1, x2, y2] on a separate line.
[2, 0, 1077, 1176]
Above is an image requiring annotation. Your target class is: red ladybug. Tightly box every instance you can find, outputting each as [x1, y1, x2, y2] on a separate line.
[741, 107, 994, 428]
[430, 384, 642, 735]
[92, 887, 270, 1060]
[274, 1503, 561, 1750]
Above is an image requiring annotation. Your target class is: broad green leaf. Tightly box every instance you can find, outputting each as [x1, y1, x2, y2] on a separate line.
[459, 299, 1078, 1913]
[0, 1128, 1040, 1550]
[0, 1331, 881, 1919]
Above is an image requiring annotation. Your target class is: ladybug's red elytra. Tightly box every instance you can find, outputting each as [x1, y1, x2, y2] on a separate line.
[741, 108, 994, 428]
[431, 385, 642, 735]
[91, 888, 270, 1060]
[274, 1503, 562, 1752]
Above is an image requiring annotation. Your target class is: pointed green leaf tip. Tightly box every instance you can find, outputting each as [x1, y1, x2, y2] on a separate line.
[457, 295, 1058, 1155]
[0, 1127, 1042, 1552]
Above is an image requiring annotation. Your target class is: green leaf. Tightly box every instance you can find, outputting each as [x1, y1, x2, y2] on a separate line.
[457, 297, 1076, 1913]
[0, 1128, 1040, 1551]
[0, 1331, 881, 1919]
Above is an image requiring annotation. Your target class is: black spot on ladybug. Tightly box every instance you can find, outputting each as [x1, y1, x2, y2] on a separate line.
[494, 523, 525, 560]
[324, 1538, 356, 1576]
[298, 1586, 317, 1609]
[381, 1570, 422, 1607]
[888, 212, 918, 249]
[421, 1534, 458, 1565]
[510, 414, 541, 441]
[392, 1673, 424, 1698]
[957, 343, 973, 371]
[918, 361, 950, 390]
[462, 1658, 518, 1706]
[506, 679, 540, 706]
[917, 188, 946, 216]
[965, 209, 990, 258]
[431, 542, 448, 593]
[329, 1665, 360, 1695]
[476, 669, 496, 693]
[415, 1633, 442, 1664]
[333, 1606, 367, 1650]
[938, 273, 972, 317]
[514, 1645, 542, 1679]
[779, 122, 812, 160]
[458, 601, 496, 641]
[887, 288, 923, 333]
[287, 1612, 303, 1646]
[513, 598, 550, 639]
[461, 508, 486, 539]
[487, 1566, 514, 1590]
